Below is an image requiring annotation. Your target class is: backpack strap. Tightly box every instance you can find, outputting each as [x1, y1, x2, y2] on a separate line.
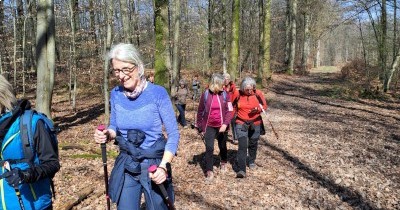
[19, 109, 35, 164]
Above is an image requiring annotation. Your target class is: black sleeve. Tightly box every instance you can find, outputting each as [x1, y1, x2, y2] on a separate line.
[23, 120, 60, 183]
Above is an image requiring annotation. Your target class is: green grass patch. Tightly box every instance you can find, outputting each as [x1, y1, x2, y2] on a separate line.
[311, 66, 340, 73]
[70, 154, 101, 159]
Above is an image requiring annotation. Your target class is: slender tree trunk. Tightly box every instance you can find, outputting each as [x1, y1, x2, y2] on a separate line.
[393, 0, 397, 62]
[36, 0, 55, 117]
[120, 0, 132, 43]
[222, 0, 227, 74]
[287, 0, 297, 74]
[172, 0, 181, 87]
[208, 0, 213, 68]
[69, 0, 78, 111]
[258, 0, 271, 82]
[13, 12, 17, 87]
[103, 0, 113, 121]
[284, 0, 290, 64]
[154, 0, 171, 89]
[89, 0, 98, 54]
[229, 0, 240, 81]
[301, 4, 310, 74]
[131, 0, 140, 47]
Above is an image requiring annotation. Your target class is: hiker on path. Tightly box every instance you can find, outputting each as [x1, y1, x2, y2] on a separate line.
[0, 75, 60, 210]
[196, 73, 233, 181]
[93, 43, 180, 210]
[232, 76, 267, 178]
[171, 79, 189, 128]
[223, 73, 238, 144]
[191, 75, 201, 101]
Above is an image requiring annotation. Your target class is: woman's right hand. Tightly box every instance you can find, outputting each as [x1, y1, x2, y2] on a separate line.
[94, 128, 113, 144]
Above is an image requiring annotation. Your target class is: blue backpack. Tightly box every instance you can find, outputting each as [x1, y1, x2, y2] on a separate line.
[20, 109, 58, 196]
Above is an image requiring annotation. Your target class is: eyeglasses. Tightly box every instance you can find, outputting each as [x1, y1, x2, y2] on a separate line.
[111, 65, 137, 75]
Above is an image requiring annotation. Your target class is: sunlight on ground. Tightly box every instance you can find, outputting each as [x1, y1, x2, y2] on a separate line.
[310, 66, 340, 73]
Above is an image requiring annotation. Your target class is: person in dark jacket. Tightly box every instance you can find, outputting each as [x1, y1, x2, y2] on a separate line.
[196, 73, 233, 181]
[93, 43, 180, 210]
[0, 75, 60, 210]
[231, 76, 267, 178]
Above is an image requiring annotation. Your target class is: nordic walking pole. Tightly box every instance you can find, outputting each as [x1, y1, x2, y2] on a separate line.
[3, 161, 25, 210]
[97, 125, 111, 210]
[258, 104, 279, 140]
[148, 165, 176, 210]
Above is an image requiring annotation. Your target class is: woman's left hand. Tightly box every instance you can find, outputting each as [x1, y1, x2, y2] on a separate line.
[219, 124, 227, 133]
[149, 167, 167, 184]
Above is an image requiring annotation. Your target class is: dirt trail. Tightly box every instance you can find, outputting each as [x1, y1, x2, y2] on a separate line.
[53, 72, 399, 210]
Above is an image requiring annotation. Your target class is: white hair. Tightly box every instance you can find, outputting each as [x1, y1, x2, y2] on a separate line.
[108, 43, 145, 77]
[240, 76, 257, 91]
[0, 75, 17, 113]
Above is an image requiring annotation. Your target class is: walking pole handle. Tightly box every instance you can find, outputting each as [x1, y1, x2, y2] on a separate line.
[3, 161, 26, 210]
[148, 165, 176, 210]
[97, 125, 111, 210]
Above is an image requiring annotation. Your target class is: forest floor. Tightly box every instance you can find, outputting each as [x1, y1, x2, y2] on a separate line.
[50, 70, 399, 210]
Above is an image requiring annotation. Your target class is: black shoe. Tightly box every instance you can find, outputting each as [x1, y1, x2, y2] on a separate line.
[236, 171, 246, 178]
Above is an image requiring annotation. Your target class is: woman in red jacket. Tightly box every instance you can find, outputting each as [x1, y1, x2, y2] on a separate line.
[196, 73, 233, 181]
[232, 76, 267, 178]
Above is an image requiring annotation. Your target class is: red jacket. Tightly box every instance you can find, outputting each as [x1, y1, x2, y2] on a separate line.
[196, 90, 233, 132]
[232, 89, 267, 125]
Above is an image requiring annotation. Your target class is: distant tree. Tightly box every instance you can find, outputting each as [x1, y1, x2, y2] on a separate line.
[258, 0, 271, 82]
[229, 0, 240, 81]
[103, 0, 113, 121]
[286, 0, 297, 74]
[120, 0, 132, 43]
[171, 0, 181, 87]
[36, 0, 55, 117]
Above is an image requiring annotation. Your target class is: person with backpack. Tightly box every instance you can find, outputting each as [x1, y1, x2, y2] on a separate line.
[0, 75, 60, 210]
[196, 73, 233, 181]
[171, 79, 189, 128]
[191, 75, 201, 101]
[93, 43, 180, 210]
[231, 76, 267, 178]
[223, 73, 238, 144]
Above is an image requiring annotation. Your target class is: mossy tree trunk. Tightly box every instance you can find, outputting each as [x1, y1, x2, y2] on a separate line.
[154, 0, 171, 90]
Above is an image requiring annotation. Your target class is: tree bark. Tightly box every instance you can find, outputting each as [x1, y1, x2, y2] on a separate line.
[301, 1, 310, 75]
[208, 0, 213, 68]
[103, 0, 113, 121]
[172, 0, 181, 87]
[120, 0, 132, 43]
[229, 0, 240, 81]
[36, 0, 56, 117]
[154, 0, 171, 89]
[287, 0, 297, 74]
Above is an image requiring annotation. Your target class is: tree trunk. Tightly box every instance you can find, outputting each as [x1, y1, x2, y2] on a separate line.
[287, 0, 297, 74]
[222, 0, 227, 74]
[130, 0, 140, 47]
[301, 4, 310, 74]
[208, 0, 213, 68]
[120, 0, 132, 43]
[89, 0, 98, 54]
[103, 0, 113, 121]
[69, 0, 78, 111]
[229, 0, 240, 81]
[171, 0, 181, 87]
[258, 0, 271, 82]
[384, 53, 400, 92]
[154, 0, 171, 89]
[393, 0, 397, 62]
[36, 0, 55, 118]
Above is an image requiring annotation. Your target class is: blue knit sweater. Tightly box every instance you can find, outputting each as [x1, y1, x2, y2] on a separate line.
[108, 82, 180, 155]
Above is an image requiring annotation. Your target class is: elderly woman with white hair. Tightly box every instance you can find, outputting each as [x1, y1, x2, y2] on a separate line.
[93, 43, 180, 209]
[231, 76, 267, 178]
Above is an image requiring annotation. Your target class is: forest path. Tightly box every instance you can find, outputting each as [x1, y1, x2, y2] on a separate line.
[52, 72, 399, 209]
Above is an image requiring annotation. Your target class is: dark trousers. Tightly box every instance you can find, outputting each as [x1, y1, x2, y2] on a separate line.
[236, 124, 261, 173]
[175, 104, 187, 126]
[203, 126, 228, 172]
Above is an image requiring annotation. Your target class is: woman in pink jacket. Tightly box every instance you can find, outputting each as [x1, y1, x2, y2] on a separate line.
[196, 73, 233, 181]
